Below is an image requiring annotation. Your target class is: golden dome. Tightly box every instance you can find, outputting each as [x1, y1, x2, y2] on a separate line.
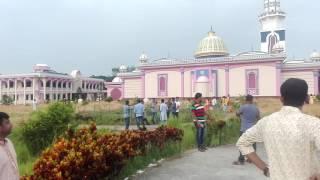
[195, 30, 229, 58]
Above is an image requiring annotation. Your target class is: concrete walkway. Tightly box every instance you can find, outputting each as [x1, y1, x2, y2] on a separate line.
[136, 144, 268, 180]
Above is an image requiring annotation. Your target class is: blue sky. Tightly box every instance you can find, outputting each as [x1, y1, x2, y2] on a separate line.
[0, 0, 319, 76]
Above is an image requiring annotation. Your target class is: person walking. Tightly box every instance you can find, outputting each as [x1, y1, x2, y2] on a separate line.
[191, 93, 207, 152]
[0, 112, 19, 180]
[160, 99, 168, 124]
[237, 78, 320, 179]
[166, 99, 172, 119]
[151, 100, 158, 124]
[134, 99, 145, 130]
[123, 100, 131, 130]
[172, 98, 177, 118]
[233, 95, 260, 165]
[175, 97, 181, 118]
[211, 97, 217, 109]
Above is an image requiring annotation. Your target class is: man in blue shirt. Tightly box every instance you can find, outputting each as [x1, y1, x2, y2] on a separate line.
[134, 99, 145, 130]
[123, 100, 131, 130]
[233, 95, 260, 165]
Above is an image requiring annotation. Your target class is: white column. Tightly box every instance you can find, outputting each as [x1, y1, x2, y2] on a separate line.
[14, 79, 17, 105]
[7, 80, 10, 95]
[50, 80, 53, 101]
[23, 79, 26, 105]
[32, 78, 35, 101]
[43, 79, 47, 102]
[70, 81, 73, 100]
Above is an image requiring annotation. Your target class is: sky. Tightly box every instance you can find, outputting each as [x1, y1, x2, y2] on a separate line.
[0, 0, 319, 76]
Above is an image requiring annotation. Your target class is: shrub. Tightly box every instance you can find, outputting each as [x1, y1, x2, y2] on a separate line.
[21, 124, 183, 180]
[105, 96, 113, 102]
[21, 102, 75, 155]
[1, 95, 14, 105]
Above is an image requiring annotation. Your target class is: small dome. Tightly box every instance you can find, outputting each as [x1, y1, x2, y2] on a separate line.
[139, 52, 149, 63]
[197, 76, 209, 83]
[33, 64, 51, 72]
[119, 65, 128, 73]
[272, 43, 284, 53]
[195, 30, 229, 58]
[112, 77, 123, 83]
[310, 50, 320, 61]
[71, 70, 82, 78]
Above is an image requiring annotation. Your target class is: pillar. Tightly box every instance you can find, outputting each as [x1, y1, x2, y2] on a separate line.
[43, 79, 47, 102]
[32, 78, 35, 101]
[191, 71, 195, 97]
[14, 79, 17, 105]
[225, 66, 230, 96]
[180, 69, 184, 98]
[208, 69, 213, 97]
[314, 71, 319, 95]
[276, 63, 282, 96]
[7, 79, 10, 95]
[23, 79, 26, 105]
[141, 72, 145, 98]
[50, 79, 53, 101]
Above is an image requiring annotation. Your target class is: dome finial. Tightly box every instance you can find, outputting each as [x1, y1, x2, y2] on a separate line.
[208, 26, 215, 36]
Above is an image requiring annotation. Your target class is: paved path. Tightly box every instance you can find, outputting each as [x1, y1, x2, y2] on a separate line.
[136, 143, 268, 180]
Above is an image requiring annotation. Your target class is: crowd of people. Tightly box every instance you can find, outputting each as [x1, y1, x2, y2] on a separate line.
[122, 97, 182, 130]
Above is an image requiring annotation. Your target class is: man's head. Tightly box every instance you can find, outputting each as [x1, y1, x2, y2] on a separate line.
[0, 112, 12, 138]
[280, 78, 308, 108]
[161, 99, 164, 103]
[125, 100, 129, 105]
[195, 93, 202, 102]
[246, 95, 254, 103]
[137, 99, 141, 103]
[172, 98, 175, 102]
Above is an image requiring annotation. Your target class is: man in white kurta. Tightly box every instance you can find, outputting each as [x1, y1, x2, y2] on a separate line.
[0, 112, 19, 180]
[160, 99, 168, 123]
[237, 78, 320, 180]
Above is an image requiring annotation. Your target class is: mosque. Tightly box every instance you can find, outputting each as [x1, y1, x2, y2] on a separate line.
[108, 0, 320, 100]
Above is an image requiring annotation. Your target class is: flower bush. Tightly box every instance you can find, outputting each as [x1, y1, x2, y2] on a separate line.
[21, 124, 183, 180]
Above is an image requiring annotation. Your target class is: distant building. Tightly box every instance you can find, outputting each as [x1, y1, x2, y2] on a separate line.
[0, 64, 106, 104]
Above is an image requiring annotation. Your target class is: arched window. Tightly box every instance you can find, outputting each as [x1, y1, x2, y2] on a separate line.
[160, 77, 166, 91]
[248, 72, 257, 89]
[268, 34, 278, 53]
[246, 70, 259, 95]
[158, 74, 168, 96]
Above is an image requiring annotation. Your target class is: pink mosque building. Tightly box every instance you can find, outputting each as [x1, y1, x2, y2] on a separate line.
[107, 0, 320, 100]
[0, 64, 106, 104]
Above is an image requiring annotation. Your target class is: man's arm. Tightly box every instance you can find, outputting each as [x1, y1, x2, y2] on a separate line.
[256, 108, 261, 120]
[236, 106, 243, 117]
[236, 121, 268, 175]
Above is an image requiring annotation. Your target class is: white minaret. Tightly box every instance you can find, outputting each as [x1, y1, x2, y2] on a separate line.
[259, 0, 286, 53]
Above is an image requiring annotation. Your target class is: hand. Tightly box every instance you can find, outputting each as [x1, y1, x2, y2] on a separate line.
[263, 167, 270, 177]
[310, 174, 320, 180]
